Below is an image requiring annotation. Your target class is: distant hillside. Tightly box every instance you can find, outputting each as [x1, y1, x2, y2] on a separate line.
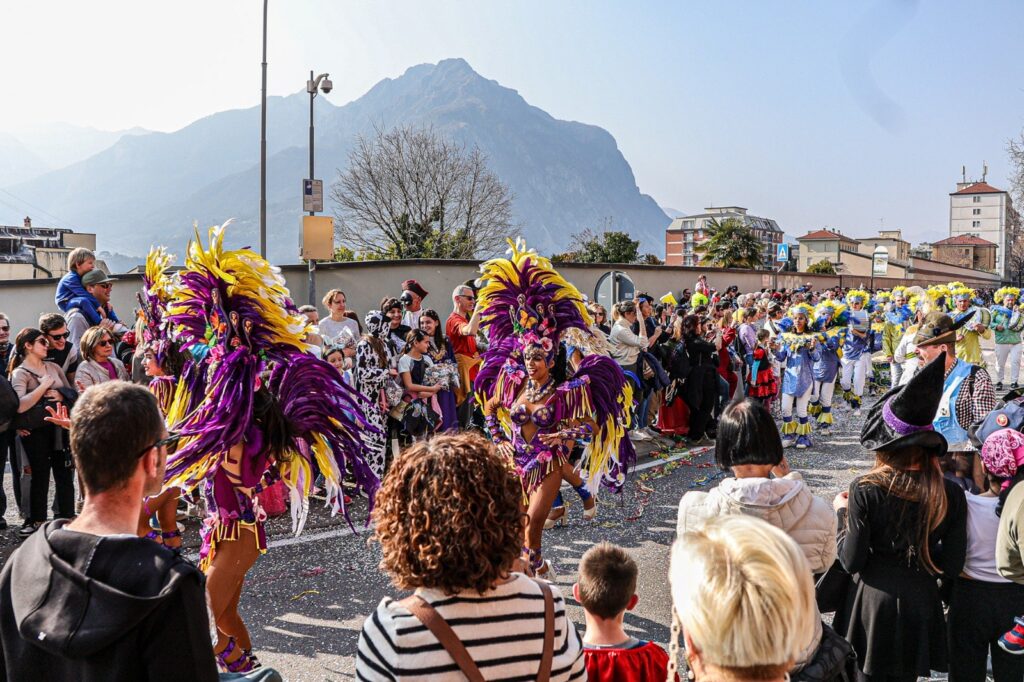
[1, 59, 670, 263]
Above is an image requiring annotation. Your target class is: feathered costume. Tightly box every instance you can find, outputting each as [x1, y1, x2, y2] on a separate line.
[808, 300, 846, 426]
[950, 283, 991, 365]
[162, 223, 379, 569]
[991, 287, 1024, 386]
[475, 238, 635, 496]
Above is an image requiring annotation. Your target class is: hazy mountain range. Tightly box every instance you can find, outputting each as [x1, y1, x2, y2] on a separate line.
[0, 59, 671, 268]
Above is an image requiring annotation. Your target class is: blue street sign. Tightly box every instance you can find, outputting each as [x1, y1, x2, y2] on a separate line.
[776, 243, 790, 263]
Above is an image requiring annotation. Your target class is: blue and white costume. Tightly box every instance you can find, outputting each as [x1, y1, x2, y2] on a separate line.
[808, 301, 845, 428]
[840, 290, 872, 412]
[775, 303, 820, 449]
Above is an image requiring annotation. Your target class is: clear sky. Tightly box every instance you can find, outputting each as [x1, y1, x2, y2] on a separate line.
[2, 0, 1023, 246]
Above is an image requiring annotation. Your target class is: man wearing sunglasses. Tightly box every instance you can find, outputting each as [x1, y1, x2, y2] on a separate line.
[0, 382, 226, 681]
[39, 313, 81, 386]
[65, 270, 129, 348]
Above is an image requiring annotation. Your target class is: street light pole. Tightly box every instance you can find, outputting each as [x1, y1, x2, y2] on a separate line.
[306, 71, 331, 307]
[259, 0, 268, 259]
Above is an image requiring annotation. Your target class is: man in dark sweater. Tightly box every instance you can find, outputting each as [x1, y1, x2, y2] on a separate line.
[0, 382, 221, 681]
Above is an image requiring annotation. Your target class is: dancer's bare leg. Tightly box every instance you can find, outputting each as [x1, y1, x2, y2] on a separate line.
[206, 527, 259, 656]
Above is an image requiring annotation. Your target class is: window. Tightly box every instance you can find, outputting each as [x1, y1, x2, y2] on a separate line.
[973, 196, 982, 203]
[972, 220, 981, 228]
[973, 208, 981, 215]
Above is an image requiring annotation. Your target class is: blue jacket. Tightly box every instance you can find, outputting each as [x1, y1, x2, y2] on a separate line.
[55, 272, 120, 325]
[812, 333, 840, 382]
[776, 335, 820, 397]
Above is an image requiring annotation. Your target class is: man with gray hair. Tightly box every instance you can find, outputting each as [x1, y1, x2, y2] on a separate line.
[446, 283, 482, 428]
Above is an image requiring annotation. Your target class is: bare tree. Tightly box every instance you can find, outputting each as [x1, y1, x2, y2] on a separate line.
[1007, 130, 1024, 284]
[1009, 129, 1024, 208]
[331, 125, 512, 259]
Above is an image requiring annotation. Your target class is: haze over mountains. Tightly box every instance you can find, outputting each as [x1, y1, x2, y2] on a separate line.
[0, 59, 670, 267]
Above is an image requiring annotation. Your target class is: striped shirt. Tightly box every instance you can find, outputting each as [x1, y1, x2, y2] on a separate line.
[356, 573, 587, 681]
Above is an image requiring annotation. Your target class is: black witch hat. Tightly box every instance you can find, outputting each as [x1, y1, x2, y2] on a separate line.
[860, 352, 948, 455]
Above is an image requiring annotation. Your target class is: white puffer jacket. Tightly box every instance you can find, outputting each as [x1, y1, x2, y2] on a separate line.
[676, 472, 837, 669]
[676, 472, 837, 573]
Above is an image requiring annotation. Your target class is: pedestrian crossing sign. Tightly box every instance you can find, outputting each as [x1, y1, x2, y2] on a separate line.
[776, 244, 790, 262]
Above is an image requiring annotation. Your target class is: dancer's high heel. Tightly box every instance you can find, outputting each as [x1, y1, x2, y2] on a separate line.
[543, 506, 566, 529]
[575, 482, 597, 522]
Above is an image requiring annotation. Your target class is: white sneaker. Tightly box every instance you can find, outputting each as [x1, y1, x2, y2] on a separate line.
[631, 429, 651, 441]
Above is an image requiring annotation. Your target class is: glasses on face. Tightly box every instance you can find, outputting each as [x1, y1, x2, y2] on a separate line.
[34, 338, 49, 348]
[137, 432, 181, 458]
[0, 326, 9, 333]
[48, 332, 70, 341]
[459, 294, 475, 301]
[97, 339, 113, 348]
[97, 283, 112, 290]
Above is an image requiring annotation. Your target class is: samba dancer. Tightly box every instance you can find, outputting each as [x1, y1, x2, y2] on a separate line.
[162, 224, 379, 673]
[476, 239, 634, 576]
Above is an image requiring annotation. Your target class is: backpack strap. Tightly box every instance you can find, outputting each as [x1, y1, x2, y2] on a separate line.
[399, 594, 485, 682]
[535, 579, 555, 682]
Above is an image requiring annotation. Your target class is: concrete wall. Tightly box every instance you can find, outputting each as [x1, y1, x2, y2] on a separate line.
[0, 256, 1003, 335]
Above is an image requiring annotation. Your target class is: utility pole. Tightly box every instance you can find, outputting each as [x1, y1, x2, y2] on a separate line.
[259, 0, 268, 259]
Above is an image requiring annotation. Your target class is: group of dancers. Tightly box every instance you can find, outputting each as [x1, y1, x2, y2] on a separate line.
[132, 229, 635, 672]
[772, 281, 1023, 450]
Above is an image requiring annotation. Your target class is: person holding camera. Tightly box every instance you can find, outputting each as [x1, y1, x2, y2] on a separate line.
[9, 328, 76, 538]
[400, 279, 428, 329]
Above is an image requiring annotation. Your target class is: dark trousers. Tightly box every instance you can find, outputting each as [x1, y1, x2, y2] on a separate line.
[684, 367, 717, 439]
[0, 429, 16, 517]
[855, 673, 915, 682]
[948, 576, 1024, 682]
[23, 427, 74, 523]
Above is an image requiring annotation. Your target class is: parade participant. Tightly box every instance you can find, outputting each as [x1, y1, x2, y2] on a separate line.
[476, 238, 635, 576]
[447, 284, 482, 428]
[807, 299, 845, 429]
[894, 293, 927, 385]
[775, 303, 819, 449]
[882, 286, 912, 386]
[990, 286, 1024, 390]
[951, 283, 992, 366]
[839, 288, 872, 416]
[915, 310, 996, 491]
[162, 223, 379, 673]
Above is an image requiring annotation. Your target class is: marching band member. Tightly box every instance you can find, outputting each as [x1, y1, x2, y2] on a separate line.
[840, 289, 872, 416]
[950, 284, 991, 366]
[990, 286, 1023, 390]
[775, 303, 819, 449]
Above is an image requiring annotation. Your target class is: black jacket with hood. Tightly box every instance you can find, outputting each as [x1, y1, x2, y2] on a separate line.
[0, 519, 218, 681]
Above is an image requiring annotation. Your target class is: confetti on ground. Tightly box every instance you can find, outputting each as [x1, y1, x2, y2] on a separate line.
[300, 567, 326, 577]
[291, 590, 320, 601]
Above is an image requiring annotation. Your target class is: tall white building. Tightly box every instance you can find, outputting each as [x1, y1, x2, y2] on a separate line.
[949, 176, 1016, 279]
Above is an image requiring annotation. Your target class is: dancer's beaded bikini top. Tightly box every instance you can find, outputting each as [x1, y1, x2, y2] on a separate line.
[510, 400, 559, 429]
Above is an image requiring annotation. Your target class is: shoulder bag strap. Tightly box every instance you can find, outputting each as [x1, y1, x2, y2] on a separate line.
[536, 579, 554, 682]
[399, 594, 485, 682]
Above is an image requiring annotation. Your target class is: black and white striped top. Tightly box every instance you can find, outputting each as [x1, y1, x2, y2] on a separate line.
[356, 573, 587, 681]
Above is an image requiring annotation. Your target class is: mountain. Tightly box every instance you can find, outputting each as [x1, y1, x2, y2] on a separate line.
[9, 123, 151, 170]
[0, 133, 49, 186]
[0, 59, 670, 263]
[661, 207, 688, 219]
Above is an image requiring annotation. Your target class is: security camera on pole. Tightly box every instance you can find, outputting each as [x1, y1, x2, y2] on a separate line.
[301, 71, 335, 307]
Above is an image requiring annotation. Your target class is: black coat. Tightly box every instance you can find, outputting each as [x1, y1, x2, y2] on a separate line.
[833, 474, 967, 677]
[0, 520, 218, 681]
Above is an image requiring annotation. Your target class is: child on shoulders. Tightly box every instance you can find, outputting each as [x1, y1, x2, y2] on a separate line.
[54, 248, 120, 325]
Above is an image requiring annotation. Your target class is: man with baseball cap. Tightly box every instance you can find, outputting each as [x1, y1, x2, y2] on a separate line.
[65, 270, 128, 348]
[915, 310, 996, 490]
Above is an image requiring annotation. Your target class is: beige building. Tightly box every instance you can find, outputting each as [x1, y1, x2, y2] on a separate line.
[931, 234, 997, 272]
[0, 217, 97, 280]
[665, 206, 783, 268]
[949, 177, 1018, 278]
[856, 229, 910, 264]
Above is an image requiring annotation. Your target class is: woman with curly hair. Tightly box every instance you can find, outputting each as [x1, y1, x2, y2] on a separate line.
[356, 432, 586, 681]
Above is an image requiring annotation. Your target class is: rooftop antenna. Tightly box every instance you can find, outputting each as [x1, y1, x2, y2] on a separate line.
[983, 161, 988, 182]
[962, 165, 966, 183]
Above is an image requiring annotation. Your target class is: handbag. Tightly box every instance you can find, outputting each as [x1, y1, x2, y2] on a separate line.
[815, 558, 853, 614]
[791, 622, 857, 682]
[400, 579, 554, 682]
[12, 369, 50, 431]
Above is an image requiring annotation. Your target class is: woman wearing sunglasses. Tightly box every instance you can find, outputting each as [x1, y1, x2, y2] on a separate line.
[74, 327, 129, 389]
[8, 328, 76, 537]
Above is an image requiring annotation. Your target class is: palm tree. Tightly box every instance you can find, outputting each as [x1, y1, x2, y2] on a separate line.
[694, 217, 765, 269]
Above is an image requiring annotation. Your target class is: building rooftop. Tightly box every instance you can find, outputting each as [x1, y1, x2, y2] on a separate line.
[951, 181, 1005, 195]
[932, 234, 997, 246]
[797, 229, 859, 243]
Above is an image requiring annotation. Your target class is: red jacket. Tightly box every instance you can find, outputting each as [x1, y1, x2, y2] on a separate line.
[583, 641, 679, 682]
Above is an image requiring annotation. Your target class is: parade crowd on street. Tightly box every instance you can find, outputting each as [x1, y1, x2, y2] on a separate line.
[3, 238, 1024, 682]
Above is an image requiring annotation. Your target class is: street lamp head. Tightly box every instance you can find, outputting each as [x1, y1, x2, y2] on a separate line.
[320, 77, 332, 94]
